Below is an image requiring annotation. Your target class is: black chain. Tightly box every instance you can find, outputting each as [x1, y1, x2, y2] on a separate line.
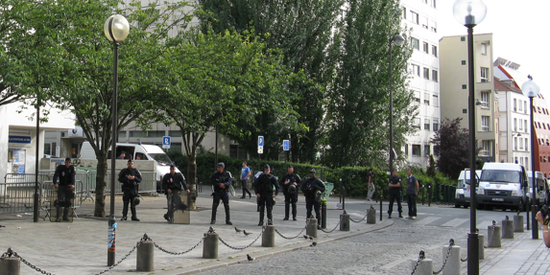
[433, 239, 454, 275]
[349, 211, 369, 223]
[153, 237, 204, 255]
[320, 218, 342, 233]
[8, 250, 54, 275]
[93, 235, 149, 275]
[218, 226, 266, 250]
[410, 250, 425, 275]
[274, 220, 311, 239]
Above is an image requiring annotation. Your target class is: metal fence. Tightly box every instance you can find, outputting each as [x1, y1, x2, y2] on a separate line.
[0, 182, 37, 215]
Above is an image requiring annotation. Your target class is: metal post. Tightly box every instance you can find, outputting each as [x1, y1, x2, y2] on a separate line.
[389, 41, 394, 174]
[34, 92, 40, 222]
[379, 195, 383, 221]
[466, 24, 479, 275]
[530, 97, 539, 239]
[107, 41, 120, 267]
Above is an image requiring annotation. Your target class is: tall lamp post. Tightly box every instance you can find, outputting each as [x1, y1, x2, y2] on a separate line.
[453, 1, 487, 274]
[104, 14, 130, 266]
[522, 76, 540, 240]
[388, 34, 404, 173]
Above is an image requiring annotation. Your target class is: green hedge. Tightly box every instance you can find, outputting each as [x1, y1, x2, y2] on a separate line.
[167, 151, 457, 201]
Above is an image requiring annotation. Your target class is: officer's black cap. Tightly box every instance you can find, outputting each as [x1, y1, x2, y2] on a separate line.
[310, 168, 316, 174]
[65, 157, 71, 163]
[264, 164, 271, 170]
[170, 164, 176, 168]
[288, 164, 294, 168]
[218, 162, 225, 168]
[128, 159, 134, 163]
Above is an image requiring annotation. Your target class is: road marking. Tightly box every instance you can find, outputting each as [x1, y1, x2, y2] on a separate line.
[414, 216, 440, 226]
[441, 218, 469, 227]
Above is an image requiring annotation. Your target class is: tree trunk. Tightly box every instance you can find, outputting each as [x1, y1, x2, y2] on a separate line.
[94, 154, 107, 217]
[187, 153, 198, 209]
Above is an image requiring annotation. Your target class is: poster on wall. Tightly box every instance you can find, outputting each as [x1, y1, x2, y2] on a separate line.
[8, 148, 26, 174]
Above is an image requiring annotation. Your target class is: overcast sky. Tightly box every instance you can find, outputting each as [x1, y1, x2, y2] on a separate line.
[436, 0, 549, 98]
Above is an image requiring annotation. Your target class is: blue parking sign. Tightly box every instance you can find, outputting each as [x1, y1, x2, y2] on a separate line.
[258, 136, 264, 147]
[162, 136, 171, 146]
[283, 140, 290, 151]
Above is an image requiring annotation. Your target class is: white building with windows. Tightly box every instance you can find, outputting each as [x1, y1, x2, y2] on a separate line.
[400, 0, 440, 168]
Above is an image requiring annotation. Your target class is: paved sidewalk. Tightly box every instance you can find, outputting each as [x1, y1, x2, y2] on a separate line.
[0, 194, 391, 275]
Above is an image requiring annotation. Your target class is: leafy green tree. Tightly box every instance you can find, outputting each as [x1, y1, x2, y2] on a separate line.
[5, 0, 193, 217]
[323, 0, 414, 168]
[197, 0, 342, 163]
[154, 29, 296, 208]
[430, 117, 469, 179]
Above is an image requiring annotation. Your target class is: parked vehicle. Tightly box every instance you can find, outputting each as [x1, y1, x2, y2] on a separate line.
[80, 141, 180, 193]
[477, 163, 528, 211]
[455, 169, 481, 208]
[527, 171, 549, 206]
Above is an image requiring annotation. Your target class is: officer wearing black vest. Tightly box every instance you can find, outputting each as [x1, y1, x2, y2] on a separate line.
[255, 164, 280, 226]
[210, 162, 233, 225]
[53, 157, 76, 222]
[118, 159, 142, 221]
[387, 169, 403, 218]
[279, 165, 301, 221]
[301, 168, 325, 228]
[162, 164, 190, 222]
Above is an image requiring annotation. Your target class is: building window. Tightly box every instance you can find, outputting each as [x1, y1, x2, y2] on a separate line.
[423, 42, 429, 53]
[480, 67, 489, 82]
[118, 131, 126, 138]
[514, 118, 517, 131]
[413, 91, 420, 104]
[411, 64, 420, 76]
[424, 119, 430, 130]
[424, 145, 430, 156]
[519, 120, 523, 131]
[480, 91, 489, 108]
[432, 0, 437, 8]
[461, 60, 466, 65]
[481, 43, 487, 55]
[525, 139, 529, 151]
[421, 16, 428, 29]
[524, 101, 527, 113]
[430, 20, 437, 33]
[524, 120, 528, 133]
[404, 144, 408, 155]
[481, 116, 490, 131]
[463, 109, 467, 113]
[432, 45, 437, 57]
[519, 138, 524, 150]
[410, 11, 419, 24]
[168, 142, 182, 154]
[518, 100, 523, 112]
[423, 67, 430, 79]
[403, 7, 407, 19]
[432, 70, 438, 82]
[433, 94, 439, 107]
[412, 145, 421, 156]
[424, 93, 430, 105]
[168, 130, 182, 137]
[513, 98, 517, 111]
[514, 137, 517, 150]
[411, 38, 420, 50]
[433, 121, 439, 131]
[413, 118, 421, 128]
[481, 140, 491, 156]
[129, 131, 146, 137]
[147, 131, 165, 138]
[462, 84, 467, 89]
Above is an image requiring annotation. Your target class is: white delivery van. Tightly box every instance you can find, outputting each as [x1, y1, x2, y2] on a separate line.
[527, 171, 549, 206]
[80, 141, 180, 192]
[477, 163, 528, 211]
[455, 169, 481, 208]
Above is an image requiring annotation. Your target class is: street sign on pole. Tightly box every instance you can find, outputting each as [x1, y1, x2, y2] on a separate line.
[162, 136, 171, 149]
[283, 140, 290, 151]
[258, 136, 264, 154]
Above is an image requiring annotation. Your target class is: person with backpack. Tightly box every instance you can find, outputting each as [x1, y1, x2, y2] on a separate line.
[301, 168, 325, 229]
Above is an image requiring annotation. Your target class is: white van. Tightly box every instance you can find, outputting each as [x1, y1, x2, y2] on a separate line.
[477, 163, 528, 211]
[527, 171, 549, 206]
[455, 169, 481, 208]
[80, 141, 180, 192]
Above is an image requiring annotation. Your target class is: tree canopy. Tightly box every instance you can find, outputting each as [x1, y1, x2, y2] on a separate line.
[431, 117, 469, 179]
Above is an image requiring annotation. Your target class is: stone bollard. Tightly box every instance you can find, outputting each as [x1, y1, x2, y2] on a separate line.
[502, 216, 514, 239]
[262, 225, 275, 247]
[0, 250, 20, 275]
[367, 206, 376, 224]
[410, 251, 432, 275]
[441, 241, 460, 275]
[136, 239, 154, 272]
[340, 212, 350, 231]
[513, 215, 524, 232]
[202, 232, 219, 259]
[306, 218, 318, 238]
[478, 234, 485, 260]
[487, 221, 501, 248]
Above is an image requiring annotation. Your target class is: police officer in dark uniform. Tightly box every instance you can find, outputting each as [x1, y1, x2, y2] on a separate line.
[53, 157, 76, 222]
[162, 164, 190, 222]
[255, 164, 280, 226]
[301, 168, 325, 228]
[387, 169, 403, 218]
[279, 165, 301, 221]
[210, 162, 233, 225]
[118, 159, 142, 221]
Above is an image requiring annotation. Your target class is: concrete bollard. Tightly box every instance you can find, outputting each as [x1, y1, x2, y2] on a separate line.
[0, 257, 20, 275]
[478, 234, 485, 260]
[202, 233, 219, 259]
[441, 244, 460, 275]
[340, 212, 350, 231]
[367, 206, 376, 224]
[487, 223, 501, 248]
[262, 225, 275, 247]
[136, 240, 154, 272]
[411, 259, 433, 275]
[502, 216, 514, 239]
[306, 218, 318, 238]
[513, 215, 524, 232]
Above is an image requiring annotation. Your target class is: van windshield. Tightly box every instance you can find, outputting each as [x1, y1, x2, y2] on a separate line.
[480, 170, 520, 183]
[149, 153, 172, 166]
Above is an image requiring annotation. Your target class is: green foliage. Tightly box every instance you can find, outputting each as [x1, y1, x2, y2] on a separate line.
[431, 117, 469, 179]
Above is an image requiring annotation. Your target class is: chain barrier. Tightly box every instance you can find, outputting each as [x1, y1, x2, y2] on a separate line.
[320, 218, 341, 233]
[484, 220, 496, 248]
[218, 226, 266, 250]
[274, 219, 312, 240]
[410, 250, 425, 275]
[349, 211, 369, 223]
[93, 234, 149, 275]
[433, 239, 454, 275]
[153, 236, 205, 255]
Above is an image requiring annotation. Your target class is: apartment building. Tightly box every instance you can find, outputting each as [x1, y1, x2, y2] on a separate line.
[400, 0, 440, 169]
[439, 33, 498, 163]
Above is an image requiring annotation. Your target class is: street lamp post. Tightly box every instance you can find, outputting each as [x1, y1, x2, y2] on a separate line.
[388, 34, 403, 173]
[453, 1, 487, 274]
[522, 76, 540, 240]
[104, 14, 130, 266]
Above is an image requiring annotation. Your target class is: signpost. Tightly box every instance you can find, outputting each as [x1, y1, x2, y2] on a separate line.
[162, 136, 171, 150]
[258, 136, 264, 171]
[283, 139, 290, 166]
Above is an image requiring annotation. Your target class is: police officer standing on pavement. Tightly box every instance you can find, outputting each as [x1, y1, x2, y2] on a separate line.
[279, 164, 301, 221]
[118, 159, 142, 221]
[162, 164, 190, 222]
[53, 157, 76, 222]
[301, 168, 325, 229]
[254, 164, 280, 226]
[405, 169, 419, 220]
[210, 162, 233, 225]
[387, 169, 403, 219]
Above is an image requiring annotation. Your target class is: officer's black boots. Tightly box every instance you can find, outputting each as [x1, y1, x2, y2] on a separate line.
[131, 208, 140, 221]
